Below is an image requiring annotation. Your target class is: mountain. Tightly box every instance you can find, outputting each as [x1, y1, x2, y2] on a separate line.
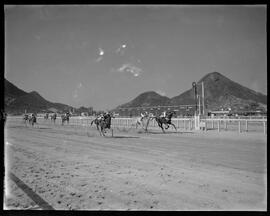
[115, 72, 267, 113]
[116, 91, 171, 108]
[4, 79, 73, 114]
[170, 72, 267, 110]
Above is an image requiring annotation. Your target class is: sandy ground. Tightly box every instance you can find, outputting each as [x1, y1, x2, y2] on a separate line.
[4, 118, 267, 210]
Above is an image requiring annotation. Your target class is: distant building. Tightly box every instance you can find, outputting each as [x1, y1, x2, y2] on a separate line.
[208, 110, 230, 117]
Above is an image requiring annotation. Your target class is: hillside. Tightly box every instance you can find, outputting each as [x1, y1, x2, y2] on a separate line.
[117, 91, 171, 108]
[4, 79, 73, 114]
[170, 72, 267, 110]
[115, 72, 267, 113]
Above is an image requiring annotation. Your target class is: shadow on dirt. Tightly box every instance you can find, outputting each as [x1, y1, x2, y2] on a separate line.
[109, 136, 140, 139]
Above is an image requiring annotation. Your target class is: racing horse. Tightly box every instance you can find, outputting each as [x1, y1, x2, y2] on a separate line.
[152, 111, 177, 133]
[98, 113, 114, 137]
[28, 114, 37, 127]
[23, 114, 29, 125]
[61, 113, 71, 125]
[51, 113, 57, 124]
[132, 113, 154, 132]
[90, 117, 102, 130]
[44, 113, 49, 121]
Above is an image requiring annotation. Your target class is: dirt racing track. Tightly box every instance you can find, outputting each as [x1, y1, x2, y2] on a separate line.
[4, 117, 267, 210]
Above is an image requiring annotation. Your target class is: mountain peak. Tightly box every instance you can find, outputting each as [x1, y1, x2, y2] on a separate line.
[115, 71, 267, 113]
[198, 71, 226, 83]
[5, 80, 73, 114]
[29, 91, 45, 100]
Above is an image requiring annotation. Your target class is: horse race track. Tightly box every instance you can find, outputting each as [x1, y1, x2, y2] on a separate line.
[4, 118, 267, 210]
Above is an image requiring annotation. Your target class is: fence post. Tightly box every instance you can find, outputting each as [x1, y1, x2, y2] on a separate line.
[218, 120, 220, 132]
[263, 121, 266, 134]
[184, 120, 186, 130]
[238, 121, 241, 133]
[224, 120, 227, 131]
[189, 119, 191, 130]
[245, 120, 248, 132]
[212, 120, 214, 129]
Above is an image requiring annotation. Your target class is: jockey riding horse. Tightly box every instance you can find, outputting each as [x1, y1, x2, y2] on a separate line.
[98, 112, 114, 137]
[61, 112, 71, 125]
[51, 113, 57, 124]
[152, 111, 177, 133]
[28, 113, 37, 127]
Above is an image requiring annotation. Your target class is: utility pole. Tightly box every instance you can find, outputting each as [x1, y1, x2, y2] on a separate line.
[202, 81, 205, 115]
[192, 82, 197, 115]
[198, 95, 201, 115]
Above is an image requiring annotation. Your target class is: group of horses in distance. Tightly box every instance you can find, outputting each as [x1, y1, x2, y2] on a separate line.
[22, 110, 177, 136]
[90, 111, 177, 136]
[23, 114, 37, 127]
[23, 112, 71, 127]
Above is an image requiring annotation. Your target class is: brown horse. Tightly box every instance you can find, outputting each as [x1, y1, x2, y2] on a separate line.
[152, 111, 177, 133]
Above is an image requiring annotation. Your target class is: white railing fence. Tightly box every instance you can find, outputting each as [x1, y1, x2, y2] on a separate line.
[7, 116, 267, 134]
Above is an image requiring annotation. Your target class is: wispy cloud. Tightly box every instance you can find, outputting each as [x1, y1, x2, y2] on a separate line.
[34, 35, 41, 40]
[72, 82, 83, 99]
[115, 44, 127, 55]
[95, 56, 103, 62]
[95, 47, 104, 62]
[72, 89, 78, 99]
[98, 48, 104, 56]
[115, 63, 143, 77]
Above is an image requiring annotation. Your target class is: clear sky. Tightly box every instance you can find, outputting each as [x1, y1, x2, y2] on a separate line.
[5, 5, 267, 110]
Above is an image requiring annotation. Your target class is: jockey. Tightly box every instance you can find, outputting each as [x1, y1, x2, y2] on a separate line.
[160, 111, 166, 118]
[97, 113, 104, 120]
[140, 112, 145, 121]
[104, 111, 110, 119]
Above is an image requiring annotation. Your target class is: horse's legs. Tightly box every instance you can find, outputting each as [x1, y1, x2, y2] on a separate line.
[170, 123, 177, 131]
[101, 128, 105, 136]
[98, 126, 102, 136]
[159, 123, 165, 133]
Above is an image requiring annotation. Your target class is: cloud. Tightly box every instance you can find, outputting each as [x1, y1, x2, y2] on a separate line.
[98, 48, 104, 56]
[95, 56, 103, 62]
[34, 35, 41, 40]
[72, 89, 78, 99]
[77, 82, 82, 88]
[115, 44, 127, 55]
[73, 82, 83, 99]
[116, 63, 143, 77]
[95, 47, 104, 62]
